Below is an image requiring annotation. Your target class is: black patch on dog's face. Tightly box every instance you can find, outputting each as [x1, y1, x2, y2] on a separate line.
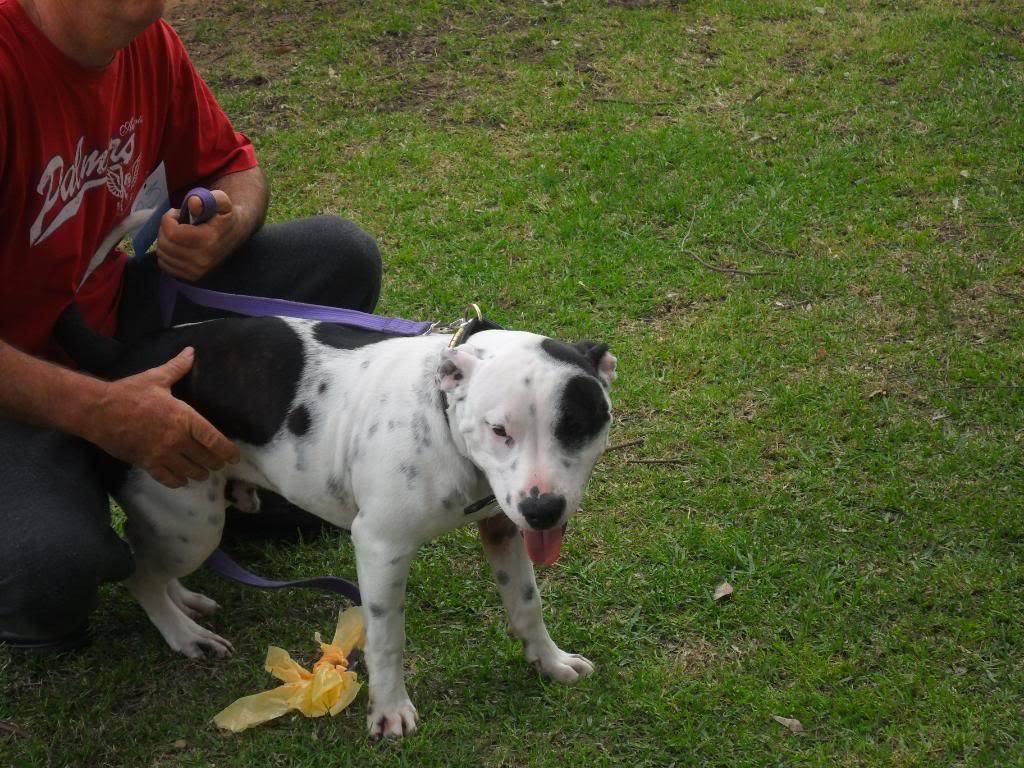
[555, 375, 610, 451]
[104, 317, 305, 446]
[541, 338, 598, 378]
[288, 405, 311, 436]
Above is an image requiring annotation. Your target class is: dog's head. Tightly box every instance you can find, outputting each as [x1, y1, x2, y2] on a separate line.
[438, 330, 616, 565]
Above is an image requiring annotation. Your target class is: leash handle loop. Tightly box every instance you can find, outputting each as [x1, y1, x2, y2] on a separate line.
[179, 187, 218, 225]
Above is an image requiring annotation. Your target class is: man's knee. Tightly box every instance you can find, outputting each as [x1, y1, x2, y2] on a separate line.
[0, 528, 132, 639]
[312, 215, 382, 309]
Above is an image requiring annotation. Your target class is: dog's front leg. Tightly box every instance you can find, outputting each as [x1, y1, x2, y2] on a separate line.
[478, 513, 594, 684]
[351, 517, 419, 739]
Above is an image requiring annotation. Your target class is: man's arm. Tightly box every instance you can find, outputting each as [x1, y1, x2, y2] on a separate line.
[0, 341, 239, 488]
[155, 165, 269, 282]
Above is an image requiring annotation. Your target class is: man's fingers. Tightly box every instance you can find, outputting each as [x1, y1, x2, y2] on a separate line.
[151, 466, 187, 489]
[157, 251, 204, 282]
[151, 347, 195, 387]
[211, 189, 232, 214]
[167, 454, 209, 482]
[183, 440, 226, 473]
[188, 412, 240, 465]
[187, 189, 231, 218]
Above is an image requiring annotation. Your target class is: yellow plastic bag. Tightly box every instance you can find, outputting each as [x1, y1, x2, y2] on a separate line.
[213, 607, 365, 732]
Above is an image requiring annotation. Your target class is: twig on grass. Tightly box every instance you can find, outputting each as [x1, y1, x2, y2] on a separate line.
[593, 97, 676, 106]
[684, 250, 778, 277]
[626, 458, 690, 466]
[0, 721, 30, 739]
[605, 438, 645, 453]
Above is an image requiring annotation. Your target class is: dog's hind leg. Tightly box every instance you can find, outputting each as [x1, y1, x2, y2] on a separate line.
[119, 473, 233, 658]
[478, 513, 594, 684]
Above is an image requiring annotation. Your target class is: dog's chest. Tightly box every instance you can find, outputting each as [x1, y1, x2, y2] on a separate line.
[247, 331, 479, 532]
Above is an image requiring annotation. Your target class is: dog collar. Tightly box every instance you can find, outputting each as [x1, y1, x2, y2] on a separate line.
[436, 304, 501, 516]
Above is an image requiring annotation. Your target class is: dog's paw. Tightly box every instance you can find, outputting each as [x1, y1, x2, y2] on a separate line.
[166, 620, 234, 660]
[527, 644, 595, 685]
[367, 699, 418, 740]
[226, 480, 261, 513]
[168, 582, 220, 618]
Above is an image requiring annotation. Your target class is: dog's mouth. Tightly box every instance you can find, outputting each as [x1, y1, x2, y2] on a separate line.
[521, 523, 567, 566]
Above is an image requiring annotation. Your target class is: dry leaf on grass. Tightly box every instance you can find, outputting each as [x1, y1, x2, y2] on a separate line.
[771, 715, 804, 733]
[713, 581, 733, 601]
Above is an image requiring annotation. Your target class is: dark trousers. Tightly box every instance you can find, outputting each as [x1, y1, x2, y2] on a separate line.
[0, 217, 381, 641]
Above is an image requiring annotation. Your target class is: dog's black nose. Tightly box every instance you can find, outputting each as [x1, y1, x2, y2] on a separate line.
[518, 493, 566, 530]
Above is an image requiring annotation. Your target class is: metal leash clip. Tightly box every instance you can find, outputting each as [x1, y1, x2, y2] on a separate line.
[447, 303, 484, 348]
[426, 303, 484, 345]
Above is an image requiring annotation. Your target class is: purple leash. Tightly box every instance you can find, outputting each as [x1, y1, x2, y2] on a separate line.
[205, 550, 362, 604]
[170, 187, 439, 603]
[159, 189, 432, 335]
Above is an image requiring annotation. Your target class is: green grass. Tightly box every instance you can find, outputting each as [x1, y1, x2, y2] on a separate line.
[4, 0, 1024, 765]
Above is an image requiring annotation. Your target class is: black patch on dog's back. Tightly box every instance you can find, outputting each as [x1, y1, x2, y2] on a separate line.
[555, 375, 610, 451]
[105, 317, 305, 446]
[312, 322, 396, 350]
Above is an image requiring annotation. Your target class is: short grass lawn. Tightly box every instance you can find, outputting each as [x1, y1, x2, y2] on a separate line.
[3, 0, 1024, 766]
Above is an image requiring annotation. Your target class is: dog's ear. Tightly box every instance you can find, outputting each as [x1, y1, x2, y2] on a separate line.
[573, 341, 617, 389]
[436, 347, 479, 392]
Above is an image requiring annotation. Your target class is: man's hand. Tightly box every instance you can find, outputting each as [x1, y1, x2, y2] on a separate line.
[155, 166, 269, 282]
[88, 347, 240, 488]
[156, 190, 244, 281]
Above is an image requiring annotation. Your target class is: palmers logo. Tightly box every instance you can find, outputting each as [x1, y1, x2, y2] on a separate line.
[30, 116, 144, 247]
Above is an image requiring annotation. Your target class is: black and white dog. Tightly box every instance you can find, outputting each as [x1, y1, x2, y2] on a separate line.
[62, 313, 616, 738]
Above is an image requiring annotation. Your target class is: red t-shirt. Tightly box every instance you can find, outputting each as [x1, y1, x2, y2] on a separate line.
[0, 0, 257, 360]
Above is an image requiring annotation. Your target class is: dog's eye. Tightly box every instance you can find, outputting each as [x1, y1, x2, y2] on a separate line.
[491, 425, 508, 438]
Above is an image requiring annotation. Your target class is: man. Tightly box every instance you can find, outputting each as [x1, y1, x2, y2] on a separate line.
[0, 0, 382, 650]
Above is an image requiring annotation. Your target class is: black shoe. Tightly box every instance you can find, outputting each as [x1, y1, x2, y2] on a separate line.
[0, 622, 91, 654]
[221, 491, 332, 544]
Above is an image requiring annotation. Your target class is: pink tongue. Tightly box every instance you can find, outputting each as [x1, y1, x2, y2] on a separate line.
[522, 524, 566, 566]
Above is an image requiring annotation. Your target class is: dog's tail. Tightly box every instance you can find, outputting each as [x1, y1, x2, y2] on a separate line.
[53, 302, 126, 375]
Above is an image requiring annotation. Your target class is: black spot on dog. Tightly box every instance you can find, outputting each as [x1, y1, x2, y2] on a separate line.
[496, 570, 510, 585]
[368, 604, 386, 618]
[529, 404, 537, 417]
[206, 488, 216, 502]
[505, 493, 511, 506]
[288, 404, 311, 436]
[389, 556, 403, 565]
[318, 380, 328, 395]
[480, 513, 518, 547]
[399, 464, 419, 488]
[391, 580, 404, 590]
[208, 512, 223, 526]
[411, 413, 432, 451]
[101, 317, 306, 446]
[387, 419, 397, 432]
[523, 376, 532, 387]
[360, 359, 370, 370]
[530, 486, 540, 498]
[178, 535, 190, 545]
[541, 338, 610, 382]
[510, 459, 518, 471]
[368, 422, 379, 437]
[312, 323, 397, 350]
[562, 458, 572, 469]
[379, 393, 389, 406]
[555, 375, 610, 451]
[522, 585, 535, 602]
